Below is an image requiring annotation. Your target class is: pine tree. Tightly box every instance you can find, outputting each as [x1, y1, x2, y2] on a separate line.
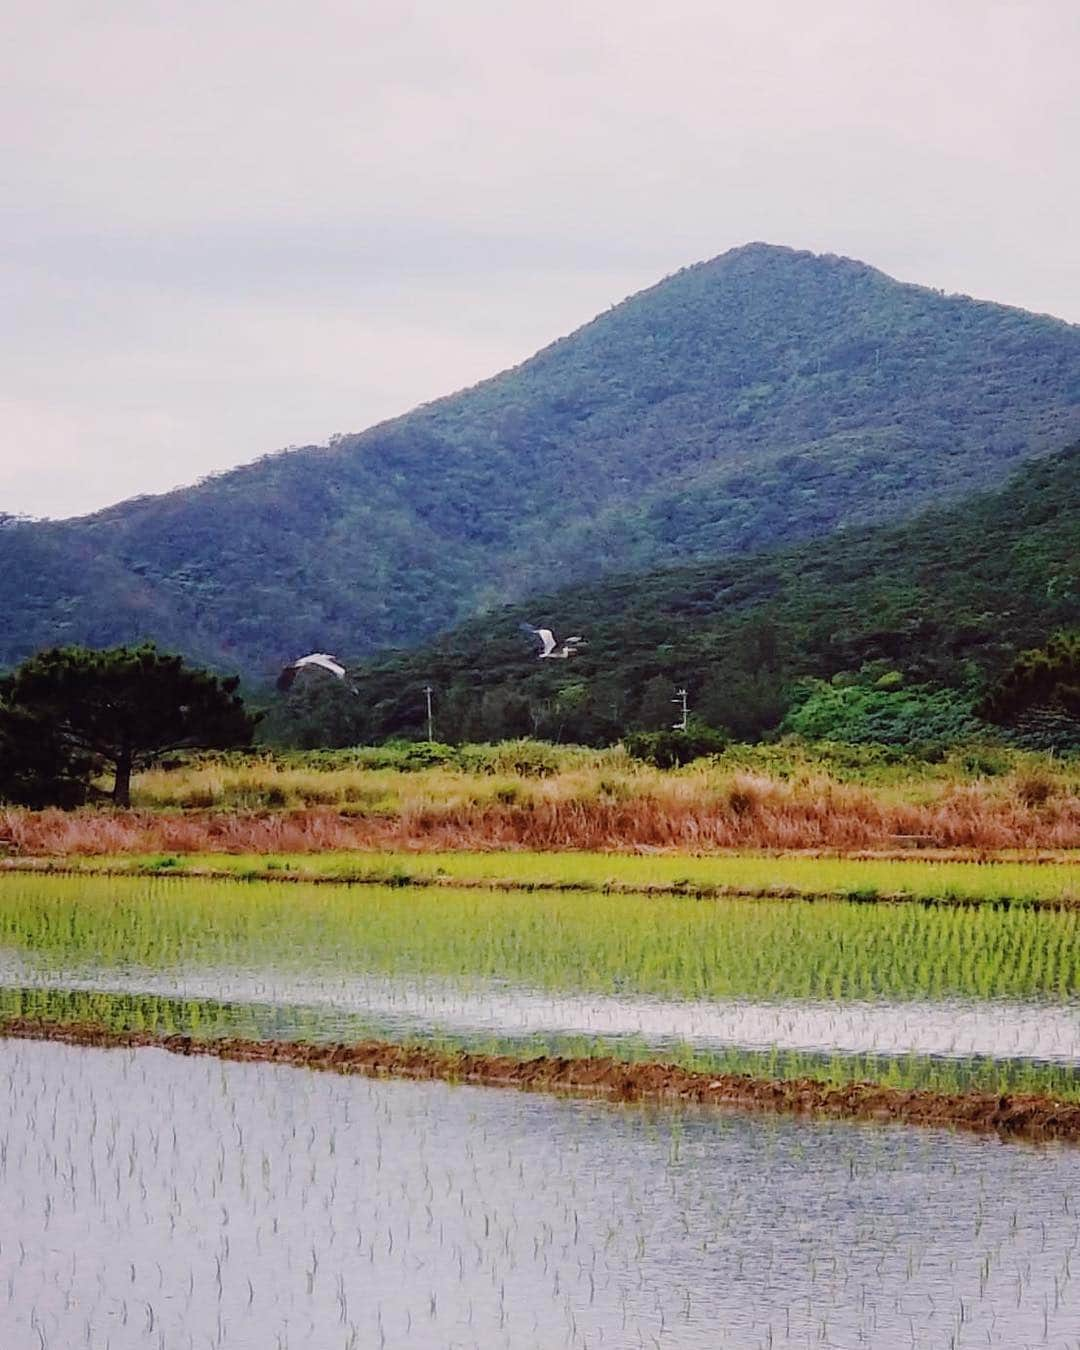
[0, 644, 258, 807]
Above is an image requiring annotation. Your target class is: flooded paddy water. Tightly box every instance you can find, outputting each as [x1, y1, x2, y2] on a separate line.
[2, 869, 1080, 1345]
[4, 1037, 1080, 1350]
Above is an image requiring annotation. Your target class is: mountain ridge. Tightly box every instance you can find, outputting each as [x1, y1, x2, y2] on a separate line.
[297, 442, 1080, 748]
[3, 242, 1079, 677]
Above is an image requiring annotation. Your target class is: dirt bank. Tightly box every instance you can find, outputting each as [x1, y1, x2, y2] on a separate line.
[4, 1017, 1079, 1143]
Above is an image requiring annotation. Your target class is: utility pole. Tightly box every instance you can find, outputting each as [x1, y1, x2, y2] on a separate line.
[423, 685, 434, 743]
[671, 687, 689, 732]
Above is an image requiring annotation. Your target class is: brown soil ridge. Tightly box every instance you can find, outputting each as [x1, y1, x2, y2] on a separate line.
[4, 1016, 1079, 1144]
[3, 856, 1078, 909]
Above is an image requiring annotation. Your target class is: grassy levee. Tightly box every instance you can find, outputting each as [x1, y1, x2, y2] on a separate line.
[6, 849, 1080, 906]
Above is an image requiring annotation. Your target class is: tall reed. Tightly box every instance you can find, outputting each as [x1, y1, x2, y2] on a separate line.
[4, 769, 1078, 854]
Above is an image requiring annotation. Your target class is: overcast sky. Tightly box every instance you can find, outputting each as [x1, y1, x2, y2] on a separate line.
[3, 0, 1078, 519]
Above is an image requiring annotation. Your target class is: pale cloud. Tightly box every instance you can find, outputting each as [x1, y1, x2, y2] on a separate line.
[2, 0, 1078, 517]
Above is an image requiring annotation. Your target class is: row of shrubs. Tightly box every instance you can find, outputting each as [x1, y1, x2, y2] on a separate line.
[180, 740, 627, 778]
[168, 735, 1078, 787]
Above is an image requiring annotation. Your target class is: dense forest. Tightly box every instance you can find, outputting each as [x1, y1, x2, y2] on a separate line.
[2, 243, 1079, 679]
[263, 445, 1080, 749]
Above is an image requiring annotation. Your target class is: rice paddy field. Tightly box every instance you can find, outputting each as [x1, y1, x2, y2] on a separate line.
[3, 830, 1079, 1345]
[2, 868, 1080, 1098]
[7, 1038, 1080, 1349]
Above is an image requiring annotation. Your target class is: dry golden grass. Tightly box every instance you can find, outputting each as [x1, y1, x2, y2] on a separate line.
[3, 766, 1078, 854]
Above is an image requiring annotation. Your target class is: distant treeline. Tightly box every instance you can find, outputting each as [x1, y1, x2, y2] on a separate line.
[261, 444, 1080, 752]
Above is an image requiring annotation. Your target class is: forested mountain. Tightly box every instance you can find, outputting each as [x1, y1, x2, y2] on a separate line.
[3, 242, 1079, 680]
[278, 444, 1080, 746]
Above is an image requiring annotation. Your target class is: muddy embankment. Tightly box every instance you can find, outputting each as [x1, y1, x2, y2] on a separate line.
[5, 1017, 1080, 1144]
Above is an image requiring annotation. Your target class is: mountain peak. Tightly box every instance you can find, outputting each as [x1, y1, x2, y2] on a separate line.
[703, 240, 866, 272]
[716, 240, 803, 261]
[2, 250, 1078, 676]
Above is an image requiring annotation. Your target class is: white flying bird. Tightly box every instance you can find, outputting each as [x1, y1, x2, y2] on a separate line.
[276, 652, 347, 692]
[519, 624, 586, 659]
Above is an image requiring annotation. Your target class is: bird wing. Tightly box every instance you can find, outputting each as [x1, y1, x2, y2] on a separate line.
[519, 623, 556, 655]
[294, 653, 346, 678]
[312, 655, 347, 678]
[276, 664, 298, 692]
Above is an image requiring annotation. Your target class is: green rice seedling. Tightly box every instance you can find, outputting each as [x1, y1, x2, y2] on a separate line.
[2, 873, 1078, 1005]
[3, 870, 1078, 1102]
[20, 849, 1080, 908]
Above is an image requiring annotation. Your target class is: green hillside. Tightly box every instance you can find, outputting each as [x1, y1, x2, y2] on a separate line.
[3, 243, 1079, 679]
[295, 444, 1080, 747]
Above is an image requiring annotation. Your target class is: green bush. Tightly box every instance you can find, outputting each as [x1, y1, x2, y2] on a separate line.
[623, 724, 730, 768]
[456, 740, 563, 777]
[782, 676, 984, 748]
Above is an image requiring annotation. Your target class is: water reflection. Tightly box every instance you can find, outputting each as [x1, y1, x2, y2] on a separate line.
[2, 1038, 1078, 1350]
[3, 951, 1078, 1064]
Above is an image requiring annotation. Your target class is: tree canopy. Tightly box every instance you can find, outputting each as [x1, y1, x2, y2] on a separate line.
[264, 444, 1079, 749]
[0, 705, 96, 809]
[978, 633, 1080, 728]
[0, 645, 259, 807]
